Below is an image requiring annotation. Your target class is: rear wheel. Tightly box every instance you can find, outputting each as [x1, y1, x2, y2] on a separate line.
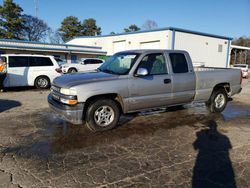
[85, 99, 120, 132]
[68, 68, 77, 73]
[207, 88, 228, 113]
[35, 76, 50, 89]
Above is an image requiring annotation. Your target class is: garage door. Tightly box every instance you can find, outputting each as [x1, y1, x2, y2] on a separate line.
[140, 41, 160, 49]
[113, 41, 126, 53]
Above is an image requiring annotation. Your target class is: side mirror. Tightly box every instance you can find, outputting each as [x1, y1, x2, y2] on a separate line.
[135, 68, 148, 76]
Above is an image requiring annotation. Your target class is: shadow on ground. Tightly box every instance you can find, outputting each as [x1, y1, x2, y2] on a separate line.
[192, 120, 236, 188]
[3, 86, 43, 92]
[0, 99, 22, 113]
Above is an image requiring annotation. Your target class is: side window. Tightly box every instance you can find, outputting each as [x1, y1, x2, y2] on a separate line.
[93, 59, 103, 64]
[137, 53, 167, 75]
[84, 59, 103, 64]
[83, 59, 92, 64]
[29, 57, 53, 66]
[169, 53, 189, 73]
[9, 56, 29, 67]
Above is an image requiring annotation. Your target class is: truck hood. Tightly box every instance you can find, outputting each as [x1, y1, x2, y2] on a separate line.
[53, 70, 119, 88]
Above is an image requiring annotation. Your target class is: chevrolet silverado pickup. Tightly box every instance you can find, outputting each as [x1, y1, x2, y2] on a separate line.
[48, 50, 242, 132]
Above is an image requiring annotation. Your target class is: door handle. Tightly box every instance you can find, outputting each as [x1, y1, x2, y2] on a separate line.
[164, 79, 171, 84]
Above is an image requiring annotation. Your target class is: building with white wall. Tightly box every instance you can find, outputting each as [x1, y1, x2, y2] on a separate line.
[67, 27, 232, 68]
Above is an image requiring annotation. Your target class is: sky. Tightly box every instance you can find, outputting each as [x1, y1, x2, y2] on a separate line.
[1, 0, 250, 38]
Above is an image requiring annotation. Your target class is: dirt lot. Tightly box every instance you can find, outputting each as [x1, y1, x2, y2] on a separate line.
[0, 80, 250, 188]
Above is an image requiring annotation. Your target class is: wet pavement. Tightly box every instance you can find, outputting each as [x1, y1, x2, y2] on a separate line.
[0, 80, 250, 187]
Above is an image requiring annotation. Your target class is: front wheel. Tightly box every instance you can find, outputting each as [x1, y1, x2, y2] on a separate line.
[207, 88, 228, 113]
[85, 99, 120, 132]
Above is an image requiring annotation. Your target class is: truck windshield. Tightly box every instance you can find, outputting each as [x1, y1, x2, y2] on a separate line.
[98, 52, 139, 75]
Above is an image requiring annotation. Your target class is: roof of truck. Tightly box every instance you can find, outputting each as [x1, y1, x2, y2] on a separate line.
[116, 49, 188, 54]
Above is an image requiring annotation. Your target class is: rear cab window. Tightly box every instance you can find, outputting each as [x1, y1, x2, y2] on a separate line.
[169, 53, 189, 73]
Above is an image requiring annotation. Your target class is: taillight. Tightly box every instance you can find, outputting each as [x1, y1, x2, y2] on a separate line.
[55, 68, 62, 73]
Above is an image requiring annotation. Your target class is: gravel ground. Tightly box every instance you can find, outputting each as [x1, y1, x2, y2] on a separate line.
[0, 79, 249, 188]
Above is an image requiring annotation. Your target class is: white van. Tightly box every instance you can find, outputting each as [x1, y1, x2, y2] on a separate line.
[1, 54, 62, 89]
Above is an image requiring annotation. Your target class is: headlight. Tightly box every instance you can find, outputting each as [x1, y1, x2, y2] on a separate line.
[60, 88, 77, 95]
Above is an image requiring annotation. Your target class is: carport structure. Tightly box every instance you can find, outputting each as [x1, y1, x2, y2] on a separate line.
[0, 39, 107, 63]
[230, 45, 250, 65]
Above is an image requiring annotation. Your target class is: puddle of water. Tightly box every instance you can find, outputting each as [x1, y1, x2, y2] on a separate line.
[3, 101, 250, 157]
[222, 103, 250, 121]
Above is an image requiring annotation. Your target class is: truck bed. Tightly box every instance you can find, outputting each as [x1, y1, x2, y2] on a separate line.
[193, 67, 242, 102]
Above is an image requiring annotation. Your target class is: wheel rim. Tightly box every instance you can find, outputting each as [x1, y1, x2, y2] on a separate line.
[70, 69, 76, 73]
[37, 78, 48, 88]
[94, 105, 115, 127]
[214, 93, 225, 108]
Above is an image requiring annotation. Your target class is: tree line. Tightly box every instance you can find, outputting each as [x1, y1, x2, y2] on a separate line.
[0, 0, 158, 43]
[0, 0, 102, 43]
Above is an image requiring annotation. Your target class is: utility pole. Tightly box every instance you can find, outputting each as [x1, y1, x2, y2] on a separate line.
[34, 0, 39, 17]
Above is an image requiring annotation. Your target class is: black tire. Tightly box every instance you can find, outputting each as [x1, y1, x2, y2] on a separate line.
[85, 99, 120, 132]
[207, 88, 228, 113]
[35, 76, 50, 89]
[68, 68, 77, 73]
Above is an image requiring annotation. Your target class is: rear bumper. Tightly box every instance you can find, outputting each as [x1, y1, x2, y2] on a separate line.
[48, 94, 84, 124]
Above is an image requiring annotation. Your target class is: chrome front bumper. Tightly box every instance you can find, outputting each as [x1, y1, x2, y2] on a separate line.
[48, 94, 84, 124]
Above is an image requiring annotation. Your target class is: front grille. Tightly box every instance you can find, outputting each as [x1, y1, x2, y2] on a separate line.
[51, 85, 61, 93]
[50, 85, 61, 102]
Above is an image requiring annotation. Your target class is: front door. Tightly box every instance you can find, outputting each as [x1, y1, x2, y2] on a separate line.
[128, 53, 173, 112]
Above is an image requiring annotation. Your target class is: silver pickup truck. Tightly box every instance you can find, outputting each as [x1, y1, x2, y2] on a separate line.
[48, 50, 242, 132]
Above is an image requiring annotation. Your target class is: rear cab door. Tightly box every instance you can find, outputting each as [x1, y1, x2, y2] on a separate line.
[166, 51, 196, 104]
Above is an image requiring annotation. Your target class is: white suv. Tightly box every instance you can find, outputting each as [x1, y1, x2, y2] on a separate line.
[61, 58, 104, 73]
[1, 54, 62, 89]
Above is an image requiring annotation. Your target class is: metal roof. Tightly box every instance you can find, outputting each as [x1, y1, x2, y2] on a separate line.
[0, 39, 107, 55]
[73, 26, 233, 40]
[231, 45, 250, 51]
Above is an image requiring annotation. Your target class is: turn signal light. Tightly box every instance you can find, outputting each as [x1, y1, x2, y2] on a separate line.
[60, 98, 78, 105]
[68, 99, 78, 105]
